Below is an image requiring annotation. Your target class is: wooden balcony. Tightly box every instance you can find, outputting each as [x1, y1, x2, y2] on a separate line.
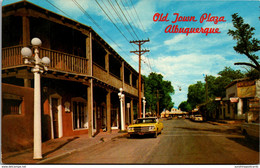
[2, 45, 88, 75]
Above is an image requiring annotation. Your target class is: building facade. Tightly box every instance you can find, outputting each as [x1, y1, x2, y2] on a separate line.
[219, 78, 260, 122]
[2, 1, 143, 152]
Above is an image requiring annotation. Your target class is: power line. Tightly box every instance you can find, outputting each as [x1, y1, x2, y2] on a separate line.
[45, 0, 139, 68]
[71, 0, 137, 62]
[49, 0, 137, 66]
[45, 0, 72, 19]
[95, 0, 136, 48]
[125, 0, 150, 51]
[129, 0, 148, 38]
[120, 0, 144, 39]
[144, 54, 154, 73]
[114, 0, 140, 40]
[106, 0, 136, 40]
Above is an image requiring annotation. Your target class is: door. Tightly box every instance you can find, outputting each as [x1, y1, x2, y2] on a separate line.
[111, 108, 119, 129]
[51, 98, 59, 138]
[101, 106, 106, 130]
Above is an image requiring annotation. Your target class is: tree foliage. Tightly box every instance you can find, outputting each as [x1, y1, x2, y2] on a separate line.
[187, 81, 205, 109]
[187, 67, 244, 109]
[178, 101, 192, 112]
[144, 72, 175, 114]
[228, 13, 260, 72]
[211, 67, 245, 97]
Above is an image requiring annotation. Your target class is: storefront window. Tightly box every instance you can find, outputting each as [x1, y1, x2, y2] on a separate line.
[2, 93, 23, 116]
[73, 101, 88, 129]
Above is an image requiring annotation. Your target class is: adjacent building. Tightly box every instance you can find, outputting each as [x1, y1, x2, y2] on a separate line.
[219, 78, 260, 122]
[2, 1, 143, 152]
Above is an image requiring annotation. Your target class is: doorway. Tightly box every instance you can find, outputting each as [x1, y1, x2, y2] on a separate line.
[111, 107, 119, 129]
[50, 94, 63, 139]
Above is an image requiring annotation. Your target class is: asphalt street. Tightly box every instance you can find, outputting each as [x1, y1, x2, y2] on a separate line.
[49, 119, 259, 164]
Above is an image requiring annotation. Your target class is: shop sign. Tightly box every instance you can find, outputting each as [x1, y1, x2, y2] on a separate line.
[237, 85, 256, 98]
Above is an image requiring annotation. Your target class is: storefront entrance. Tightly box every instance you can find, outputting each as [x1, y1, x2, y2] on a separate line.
[50, 94, 63, 139]
[111, 107, 119, 129]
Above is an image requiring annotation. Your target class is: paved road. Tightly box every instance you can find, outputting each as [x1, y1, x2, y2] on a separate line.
[50, 119, 259, 164]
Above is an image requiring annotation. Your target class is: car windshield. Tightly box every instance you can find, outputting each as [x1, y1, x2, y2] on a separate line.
[136, 118, 156, 124]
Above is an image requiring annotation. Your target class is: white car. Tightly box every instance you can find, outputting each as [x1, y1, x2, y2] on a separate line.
[194, 114, 203, 122]
[241, 117, 259, 141]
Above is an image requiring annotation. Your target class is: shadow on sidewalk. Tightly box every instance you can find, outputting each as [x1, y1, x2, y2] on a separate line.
[227, 137, 259, 152]
[42, 136, 79, 158]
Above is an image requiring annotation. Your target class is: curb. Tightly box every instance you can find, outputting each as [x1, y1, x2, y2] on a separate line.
[37, 133, 128, 164]
[37, 149, 78, 164]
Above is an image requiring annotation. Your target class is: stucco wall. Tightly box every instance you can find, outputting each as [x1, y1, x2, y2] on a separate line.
[2, 83, 34, 153]
[226, 84, 237, 98]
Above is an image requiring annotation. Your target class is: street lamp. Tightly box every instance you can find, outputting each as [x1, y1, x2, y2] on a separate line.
[118, 88, 125, 131]
[142, 97, 146, 118]
[21, 37, 50, 159]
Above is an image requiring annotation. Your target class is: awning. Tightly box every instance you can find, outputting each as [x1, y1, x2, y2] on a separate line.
[230, 97, 239, 103]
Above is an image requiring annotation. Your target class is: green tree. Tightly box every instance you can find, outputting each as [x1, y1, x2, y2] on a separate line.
[144, 72, 175, 114]
[205, 75, 217, 98]
[245, 69, 259, 79]
[212, 67, 244, 97]
[178, 101, 192, 112]
[186, 67, 244, 109]
[187, 81, 205, 109]
[228, 13, 260, 72]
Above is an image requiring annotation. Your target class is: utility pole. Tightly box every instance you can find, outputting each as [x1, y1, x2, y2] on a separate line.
[130, 39, 150, 118]
[157, 89, 159, 117]
[205, 75, 208, 103]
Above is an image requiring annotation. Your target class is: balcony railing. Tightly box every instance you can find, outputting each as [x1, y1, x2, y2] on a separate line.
[2, 45, 88, 74]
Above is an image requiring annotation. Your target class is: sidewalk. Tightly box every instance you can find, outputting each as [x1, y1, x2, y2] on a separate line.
[2, 130, 128, 164]
[207, 119, 243, 125]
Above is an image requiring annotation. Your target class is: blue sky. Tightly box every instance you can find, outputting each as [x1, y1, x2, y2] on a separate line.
[2, 0, 260, 107]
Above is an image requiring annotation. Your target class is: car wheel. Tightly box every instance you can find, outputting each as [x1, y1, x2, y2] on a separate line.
[129, 134, 135, 139]
[154, 130, 158, 138]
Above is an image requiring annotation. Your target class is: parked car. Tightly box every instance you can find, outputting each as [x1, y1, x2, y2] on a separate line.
[167, 116, 172, 120]
[190, 115, 195, 121]
[177, 115, 183, 119]
[241, 117, 260, 141]
[184, 115, 190, 119]
[193, 114, 203, 122]
[127, 117, 163, 138]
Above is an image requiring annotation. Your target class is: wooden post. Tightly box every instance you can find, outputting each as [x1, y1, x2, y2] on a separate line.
[130, 72, 132, 86]
[105, 52, 109, 73]
[24, 78, 31, 87]
[121, 61, 125, 88]
[130, 98, 134, 124]
[130, 40, 150, 118]
[22, 16, 30, 46]
[106, 90, 111, 133]
[86, 32, 93, 137]
[87, 79, 93, 137]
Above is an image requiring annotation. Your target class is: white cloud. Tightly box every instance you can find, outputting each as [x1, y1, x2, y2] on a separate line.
[133, 0, 156, 31]
[164, 34, 187, 45]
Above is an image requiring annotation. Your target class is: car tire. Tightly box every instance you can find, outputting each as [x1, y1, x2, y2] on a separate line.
[129, 134, 135, 139]
[154, 130, 158, 138]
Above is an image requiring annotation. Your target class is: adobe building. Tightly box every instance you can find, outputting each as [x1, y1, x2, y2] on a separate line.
[219, 78, 260, 122]
[2, 1, 143, 152]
